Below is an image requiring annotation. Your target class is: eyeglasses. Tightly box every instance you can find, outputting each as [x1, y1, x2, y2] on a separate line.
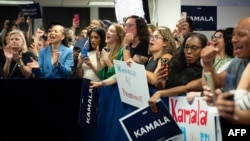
[149, 35, 164, 40]
[184, 45, 201, 52]
[123, 23, 135, 28]
[211, 34, 223, 40]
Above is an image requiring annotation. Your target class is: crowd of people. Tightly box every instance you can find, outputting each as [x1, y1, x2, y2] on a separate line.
[1, 12, 250, 140]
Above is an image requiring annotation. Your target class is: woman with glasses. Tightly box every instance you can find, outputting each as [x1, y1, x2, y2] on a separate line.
[123, 15, 150, 65]
[88, 26, 177, 141]
[146, 26, 176, 89]
[148, 32, 208, 112]
[186, 28, 234, 103]
[90, 26, 177, 90]
[210, 28, 234, 73]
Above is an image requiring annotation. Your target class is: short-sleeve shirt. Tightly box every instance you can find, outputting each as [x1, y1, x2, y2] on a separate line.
[225, 57, 250, 84]
[129, 40, 149, 59]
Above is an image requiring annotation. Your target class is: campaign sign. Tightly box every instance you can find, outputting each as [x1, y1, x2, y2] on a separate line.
[119, 100, 182, 141]
[181, 6, 217, 31]
[19, 3, 42, 19]
[114, 60, 150, 108]
[78, 78, 98, 130]
[169, 96, 222, 141]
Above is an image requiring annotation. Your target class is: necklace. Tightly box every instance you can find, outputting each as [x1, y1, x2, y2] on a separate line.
[52, 49, 59, 52]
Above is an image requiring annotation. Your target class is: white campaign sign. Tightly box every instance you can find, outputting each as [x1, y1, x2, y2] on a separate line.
[114, 60, 150, 108]
[169, 96, 222, 141]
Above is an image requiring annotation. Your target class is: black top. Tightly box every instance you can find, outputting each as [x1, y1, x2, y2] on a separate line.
[145, 57, 159, 72]
[0, 49, 36, 78]
[145, 57, 160, 88]
[129, 40, 150, 64]
[0, 49, 4, 77]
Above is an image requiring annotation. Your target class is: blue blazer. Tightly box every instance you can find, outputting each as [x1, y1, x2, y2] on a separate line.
[36, 44, 73, 78]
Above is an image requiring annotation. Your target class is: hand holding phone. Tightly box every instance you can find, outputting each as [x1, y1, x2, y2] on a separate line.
[204, 72, 216, 103]
[160, 58, 168, 68]
[81, 47, 88, 56]
[74, 14, 80, 26]
[181, 12, 187, 21]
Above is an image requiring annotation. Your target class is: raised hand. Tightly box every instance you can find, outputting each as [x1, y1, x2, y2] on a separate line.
[123, 33, 134, 46]
[52, 51, 60, 66]
[3, 46, 13, 60]
[27, 57, 39, 68]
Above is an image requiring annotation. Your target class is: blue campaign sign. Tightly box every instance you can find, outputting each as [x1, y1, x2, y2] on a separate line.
[181, 6, 217, 31]
[78, 78, 98, 130]
[19, 3, 42, 19]
[119, 100, 182, 141]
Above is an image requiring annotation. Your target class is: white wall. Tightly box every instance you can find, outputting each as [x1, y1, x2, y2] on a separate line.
[217, 7, 250, 29]
[33, 0, 250, 40]
[157, 0, 181, 31]
[156, 0, 250, 39]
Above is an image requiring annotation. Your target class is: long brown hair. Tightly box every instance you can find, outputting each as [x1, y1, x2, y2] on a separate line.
[100, 24, 125, 68]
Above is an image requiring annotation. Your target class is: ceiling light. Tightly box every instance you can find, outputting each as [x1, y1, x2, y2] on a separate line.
[88, 1, 115, 7]
[0, 0, 34, 5]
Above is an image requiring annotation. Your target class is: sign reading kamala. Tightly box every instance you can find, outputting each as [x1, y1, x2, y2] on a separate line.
[169, 96, 222, 141]
[119, 100, 182, 141]
[181, 6, 217, 31]
[114, 60, 150, 108]
[78, 78, 98, 130]
[19, 3, 42, 19]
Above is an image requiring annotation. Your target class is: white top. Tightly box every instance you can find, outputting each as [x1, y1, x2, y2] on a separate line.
[81, 50, 100, 81]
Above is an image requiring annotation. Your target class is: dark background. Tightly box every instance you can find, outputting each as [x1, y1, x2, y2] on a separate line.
[0, 79, 84, 141]
[0, 6, 117, 33]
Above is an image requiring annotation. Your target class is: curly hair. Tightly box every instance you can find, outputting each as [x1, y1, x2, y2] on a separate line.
[157, 26, 177, 56]
[166, 32, 208, 88]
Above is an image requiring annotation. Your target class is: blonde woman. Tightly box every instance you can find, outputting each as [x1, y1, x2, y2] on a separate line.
[96, 23, 125, 80]
[2, 29, 36, 78]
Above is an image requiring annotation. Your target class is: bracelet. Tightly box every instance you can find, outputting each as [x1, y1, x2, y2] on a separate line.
[200, 91, 204, 97]
[101, 81, 106, 87]
[77, 64, 82, 69]
[18, 64, 24, 68]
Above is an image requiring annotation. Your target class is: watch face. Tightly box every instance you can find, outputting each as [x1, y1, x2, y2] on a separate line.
[125, 46, 131, 50]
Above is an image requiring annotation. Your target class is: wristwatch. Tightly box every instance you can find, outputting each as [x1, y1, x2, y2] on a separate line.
[18, 64, 24, 68]
[125, 46, 131, 50]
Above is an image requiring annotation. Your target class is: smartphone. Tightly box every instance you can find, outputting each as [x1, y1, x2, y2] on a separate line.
[74, 14, 80, 26]
[181, 12, 187, 21]
[161, 58, 168, 66]
[81, 47, 88, 56]
[204, 72, 216, 103]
